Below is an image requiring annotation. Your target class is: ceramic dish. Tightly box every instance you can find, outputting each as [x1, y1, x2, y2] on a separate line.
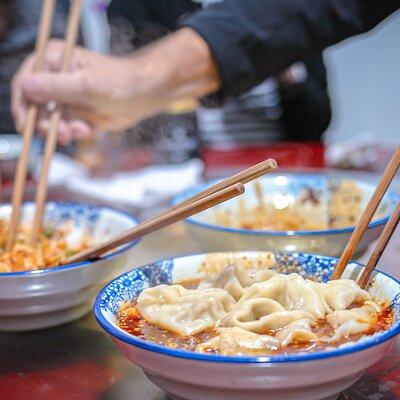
[173, 174, 398, 257]
[0, 201, 138, 331]
[95, 251, 400, 400]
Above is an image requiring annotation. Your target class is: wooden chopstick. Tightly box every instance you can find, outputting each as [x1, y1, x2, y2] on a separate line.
[66, 183, 245, 264]
[169, 158, 277, 210]
[330, 146, 400, 280]
[30, 0, 83, 245]
[357, 202, 400, 289]
[6, 0, 57, 251]
[137, 157, 276, 231]
[66, 158, 277, 264]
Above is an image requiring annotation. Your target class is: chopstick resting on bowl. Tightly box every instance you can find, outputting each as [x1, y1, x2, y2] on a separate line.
[357, 201, 400, 289]
[330, 146, 400, 281]
[169, 158, 277, 211]
[67, 158, 278, 264]
[67, 183, 246, 264]
[6, 0, 83, 250]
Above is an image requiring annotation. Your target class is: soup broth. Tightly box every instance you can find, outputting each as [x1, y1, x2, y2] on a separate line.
[117, 258, 394, 357]
[117, 301, 393, 355]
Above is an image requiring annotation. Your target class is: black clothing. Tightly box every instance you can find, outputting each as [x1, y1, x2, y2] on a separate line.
[183, 0, 400, 98]
[108, 0, 335, 140]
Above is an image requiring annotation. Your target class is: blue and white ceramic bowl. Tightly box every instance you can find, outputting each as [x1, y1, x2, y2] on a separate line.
[95, 251, 400, 400]
[0, 201, 138, 331]
[173, 174, 398, 257]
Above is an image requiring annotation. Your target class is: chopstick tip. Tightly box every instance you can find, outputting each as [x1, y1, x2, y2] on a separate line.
[234, 183, 246, 194]
[266, 158, 278, 169]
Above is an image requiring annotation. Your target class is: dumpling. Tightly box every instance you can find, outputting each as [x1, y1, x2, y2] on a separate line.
[198, 264, 276, 301]
[221, 297, 316, 332]
[238, 275, 289, 305]
[195, 327, 280, 355]
[327, 307, 371, 328]
[284, 274, 332, 318]
[275, 319, 318, 346]
[324, 300, 380, 342]
[321, 279, 370, 310]
[238, 273, 331, 319]
[323, 320, 370, 343]
[136, 284, 235, 336]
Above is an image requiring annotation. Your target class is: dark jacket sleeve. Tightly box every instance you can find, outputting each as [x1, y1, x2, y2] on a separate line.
[182, 0, 399, 98]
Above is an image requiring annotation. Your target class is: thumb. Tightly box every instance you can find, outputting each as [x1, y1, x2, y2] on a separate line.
[21, 71, 88, 107]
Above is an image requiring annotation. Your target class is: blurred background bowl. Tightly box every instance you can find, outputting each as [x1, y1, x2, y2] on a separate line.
[173, 173, 398, 257]
[0, 134, 41, 181]
[0, 201, 139, 331]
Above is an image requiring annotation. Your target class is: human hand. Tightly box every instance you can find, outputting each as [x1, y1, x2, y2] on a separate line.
[12, 40, 168, 144]
[12, 29, 219, 144]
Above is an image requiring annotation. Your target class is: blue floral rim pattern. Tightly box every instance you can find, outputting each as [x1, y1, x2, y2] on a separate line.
[172, 175, 398, 236]
[94, 252, 400, 364]
[0, 201, 139, 277]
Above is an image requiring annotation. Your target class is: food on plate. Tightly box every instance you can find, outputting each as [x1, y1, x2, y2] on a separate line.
[117, 257, 393, 356]
[0, 219, 90, 272]
[212, 179, 366, 231]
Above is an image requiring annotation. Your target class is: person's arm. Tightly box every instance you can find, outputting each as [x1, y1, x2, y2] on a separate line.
[12, 0, 399, 140]
[12, 29, 220, 142]
[182, 0, 400, 98]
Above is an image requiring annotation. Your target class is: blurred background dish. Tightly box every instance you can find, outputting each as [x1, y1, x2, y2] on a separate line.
[173, 173, 398, 257]
[0, 133, 41, 181]
[94, 251, 400, 400]
[0, 201, 138, 331]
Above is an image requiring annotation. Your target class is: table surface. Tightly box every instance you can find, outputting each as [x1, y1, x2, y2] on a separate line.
[1, 169, 399, 400]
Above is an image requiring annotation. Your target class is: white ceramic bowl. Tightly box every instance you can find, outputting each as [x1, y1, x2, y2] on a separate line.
[173, 174, 398, 257]
[0, 201, 138, 331]
[95, 251, 400, 400]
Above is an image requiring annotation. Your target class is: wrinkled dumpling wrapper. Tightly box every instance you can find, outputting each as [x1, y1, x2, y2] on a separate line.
[196, 327, 280, 355]
[198, 264, 276, 301]
[136, 284, 235, 336]
[321, 279, 370, 310]
[276, 319, 318, 346]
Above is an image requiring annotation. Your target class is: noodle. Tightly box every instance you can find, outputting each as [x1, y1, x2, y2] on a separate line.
[212, 180, 365, 231]
[0, 219, 90, 272]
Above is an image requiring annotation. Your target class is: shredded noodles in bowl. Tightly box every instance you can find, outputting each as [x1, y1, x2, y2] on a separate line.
[0, 219, 90, 273]
[212, 180, 370, 231]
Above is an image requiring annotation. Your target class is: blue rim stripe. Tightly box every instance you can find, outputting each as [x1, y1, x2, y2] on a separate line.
[93, 253, 400, 364]
[173, 176, 398, 237]
[0, 201, 139, 277]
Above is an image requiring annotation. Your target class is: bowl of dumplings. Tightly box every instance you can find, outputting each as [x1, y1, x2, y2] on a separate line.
[173, 174, 398, 257]
[95, 251, 400, 400]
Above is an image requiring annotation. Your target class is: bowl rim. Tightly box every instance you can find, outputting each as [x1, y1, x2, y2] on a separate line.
[94, 251, 400, 364]
[173, 174, 399, 236]
[0, 201, 139, 277]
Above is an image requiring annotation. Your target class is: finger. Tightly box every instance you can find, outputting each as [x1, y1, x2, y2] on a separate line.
[20, 71, 91, 107]
[69, 119, 94, 141]
[11, 56, 35, 133]
[57, 120, 73, 146]
[37, 117, 50, 138]
[44, 39, 65, 71]
[37, 114, 73, 146]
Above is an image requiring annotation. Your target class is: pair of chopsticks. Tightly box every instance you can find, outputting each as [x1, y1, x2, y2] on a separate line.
[330, 146, 400, 288]
[6, 0, 83, 251]
[66, 158, 278, 264]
